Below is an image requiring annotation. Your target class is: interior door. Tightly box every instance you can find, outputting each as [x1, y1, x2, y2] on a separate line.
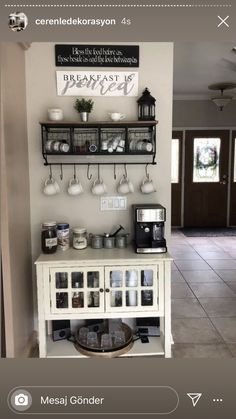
[171, 131, 183, 226]
[230, 132, 236, 226]
[184, 130, 230, 227]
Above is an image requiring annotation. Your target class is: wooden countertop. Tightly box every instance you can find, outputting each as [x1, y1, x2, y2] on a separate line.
[35, 246, 172, 265]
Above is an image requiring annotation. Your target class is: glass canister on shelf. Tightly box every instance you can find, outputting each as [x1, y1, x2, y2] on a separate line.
[57, 223, 70, 251]
[41, 222, 58, 254]
[73, 228, 87, 250]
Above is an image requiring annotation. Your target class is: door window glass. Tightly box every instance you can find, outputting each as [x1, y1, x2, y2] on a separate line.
[56, 292, 68, 309]
[193, 138, 221, 182]
[141, 270, 153, 286]
[125, 270, 138, 287]
[87, 272, 100, 288]
[141, 290, 153, 306]
[110, 291, 122, 307]
[72, 292, 84, 308]
[71, 272, 83, 289]
[126, 290, 138, 307]
[171, 139, 180, 183]
[110, 271, 123, 288]
[55, 273, 68, 289]
[87, 291, 99, 308]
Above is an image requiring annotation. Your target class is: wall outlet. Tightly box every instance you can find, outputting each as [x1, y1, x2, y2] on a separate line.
[100, 196, 127, 211]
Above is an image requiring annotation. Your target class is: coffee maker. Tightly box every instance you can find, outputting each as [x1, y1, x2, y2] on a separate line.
[133, 204, 167, 253]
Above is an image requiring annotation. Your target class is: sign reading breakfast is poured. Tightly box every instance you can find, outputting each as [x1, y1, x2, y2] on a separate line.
[56, 71, 139, 97]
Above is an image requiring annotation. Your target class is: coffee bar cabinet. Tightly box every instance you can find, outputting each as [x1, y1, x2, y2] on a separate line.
[36, 248, 172, 358]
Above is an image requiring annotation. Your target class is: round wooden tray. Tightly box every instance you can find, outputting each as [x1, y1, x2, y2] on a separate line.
[74, 323, 133, 358]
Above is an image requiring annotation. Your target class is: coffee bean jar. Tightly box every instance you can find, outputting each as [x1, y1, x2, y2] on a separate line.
[41, 222, 58, 254]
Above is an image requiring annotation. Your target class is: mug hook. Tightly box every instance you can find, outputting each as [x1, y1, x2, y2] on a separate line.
[87, 164, 92, 180]
[98, 164, 100, 181]
[114, 164, 117, 180]
[124, 163, 128, 179]
[60, 164, 63, 181]
[145, 163, 150, 180]
[49, 164, 52, 180]
[73, 164, 76, 180]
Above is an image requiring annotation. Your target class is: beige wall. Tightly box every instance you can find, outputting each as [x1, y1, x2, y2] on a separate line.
[25, 43, 173, 323]
[1, 43, 33, 357]
[173, 99, 236, 127]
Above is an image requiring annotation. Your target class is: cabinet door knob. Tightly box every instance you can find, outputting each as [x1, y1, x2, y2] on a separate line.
[105, 288, 110, 293]
[99, 288, 104, 293]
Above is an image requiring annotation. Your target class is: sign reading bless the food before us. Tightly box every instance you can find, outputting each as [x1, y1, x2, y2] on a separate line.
[55, 45, 139, 67]
[56, 71, 139, 97]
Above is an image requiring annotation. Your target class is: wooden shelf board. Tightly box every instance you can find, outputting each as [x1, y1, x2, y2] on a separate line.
[46, 336, 164, 358]
[40, 120, 158, 126]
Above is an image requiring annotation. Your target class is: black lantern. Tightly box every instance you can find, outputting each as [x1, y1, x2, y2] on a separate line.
[137, 88, 156, 121]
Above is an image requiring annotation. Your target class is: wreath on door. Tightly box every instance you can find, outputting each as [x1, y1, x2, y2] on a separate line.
[196, 145, 218, 169]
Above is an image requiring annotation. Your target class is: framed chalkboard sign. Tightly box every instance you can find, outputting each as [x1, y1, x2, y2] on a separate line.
[55, 45, 139, 68]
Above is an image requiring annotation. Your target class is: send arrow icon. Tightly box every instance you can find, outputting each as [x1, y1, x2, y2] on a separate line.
[187, 393, 202, 407]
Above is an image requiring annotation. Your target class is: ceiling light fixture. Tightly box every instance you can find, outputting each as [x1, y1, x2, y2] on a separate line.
[208, 82, 236, 111]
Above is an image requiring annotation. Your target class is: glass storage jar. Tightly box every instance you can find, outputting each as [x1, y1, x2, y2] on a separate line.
[41, 222, 58, 254]
[73, 228, 87, 250]
[57, 223, 70, 251]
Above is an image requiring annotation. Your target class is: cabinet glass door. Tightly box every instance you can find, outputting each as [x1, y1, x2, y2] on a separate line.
[50, 268, 104, 314]
[105, 266, 159, 313]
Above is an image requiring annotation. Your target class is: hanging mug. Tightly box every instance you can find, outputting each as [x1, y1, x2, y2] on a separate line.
[140, 177, 156, 194]
[91, 178, 107, 195]
[67, 178, 84, 196]
[117, 176, 134, 195]
[43, 177, 60, 195]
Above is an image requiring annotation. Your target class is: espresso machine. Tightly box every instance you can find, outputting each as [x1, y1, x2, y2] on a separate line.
[133, 204, 167, 253]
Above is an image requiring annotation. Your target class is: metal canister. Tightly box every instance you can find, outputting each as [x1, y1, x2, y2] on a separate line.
[90, 234, 104, 249]
[115, 234, 129, 249]
[57, 223, 70, 251]
[103, 235, 115, 249]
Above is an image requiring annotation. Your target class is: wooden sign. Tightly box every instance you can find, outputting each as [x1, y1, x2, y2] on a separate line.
[55, 45, 139, 68]
[56, 71, 139, 97]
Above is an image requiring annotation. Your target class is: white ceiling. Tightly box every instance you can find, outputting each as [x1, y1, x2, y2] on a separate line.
[173, 42, 236, 99]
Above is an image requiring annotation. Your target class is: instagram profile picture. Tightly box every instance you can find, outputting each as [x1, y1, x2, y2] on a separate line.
[8, 12, 28, 32]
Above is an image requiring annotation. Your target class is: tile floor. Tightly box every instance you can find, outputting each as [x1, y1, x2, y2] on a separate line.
[170, 229, 236, 358]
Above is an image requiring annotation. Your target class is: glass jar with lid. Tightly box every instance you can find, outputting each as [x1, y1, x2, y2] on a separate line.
[73, 228, 87, 250]
[57, 223, 70, 251]
[41, 222, 58, 254]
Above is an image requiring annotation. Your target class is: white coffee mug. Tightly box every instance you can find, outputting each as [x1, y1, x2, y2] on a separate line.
[109, 112, 126, 122]
[140, 177, 156, 194]
[45, 140, 55, 152]
[60, 143, 70, 153]
[91, 179, 107, 195]
[117, 176, 134, 195]
[67, 178, 84, 196]
[43, 177, 60, 195]
[101, 140, 108, 151]
[116, 146, 124, 153]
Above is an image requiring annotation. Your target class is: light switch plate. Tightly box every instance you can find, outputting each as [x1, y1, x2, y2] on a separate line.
[100, 196, 127, 211]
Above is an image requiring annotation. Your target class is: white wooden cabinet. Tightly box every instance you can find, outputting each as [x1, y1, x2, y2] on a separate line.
[35, 247, 172, 358]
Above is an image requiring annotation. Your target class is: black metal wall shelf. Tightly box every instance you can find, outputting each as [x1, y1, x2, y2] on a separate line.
[40, 120, 157, 166]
